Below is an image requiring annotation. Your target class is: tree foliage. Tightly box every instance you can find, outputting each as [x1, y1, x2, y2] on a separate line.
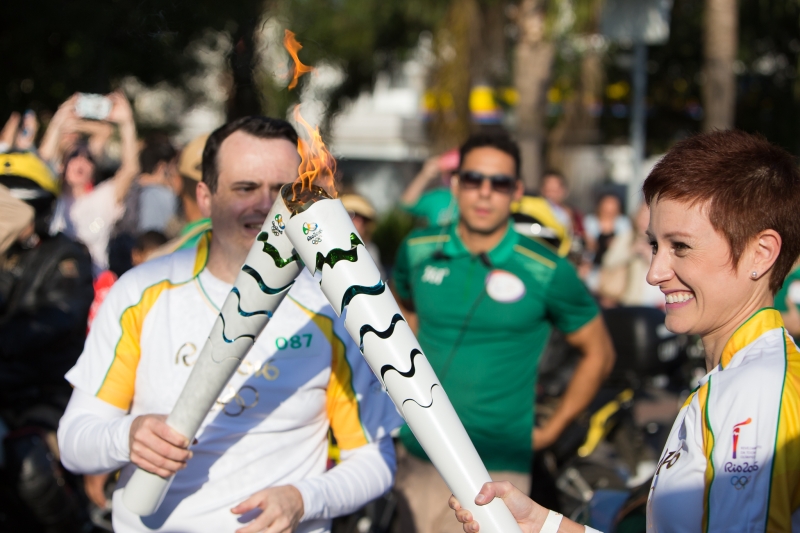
[2, 1, 262, 117]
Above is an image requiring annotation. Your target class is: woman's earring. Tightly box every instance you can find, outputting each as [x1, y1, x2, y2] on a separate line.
[751, 271, 758, 279]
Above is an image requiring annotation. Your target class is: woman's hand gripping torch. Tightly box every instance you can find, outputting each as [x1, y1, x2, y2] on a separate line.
[122, 192, 302, 516]
[281, 186, 523, 533]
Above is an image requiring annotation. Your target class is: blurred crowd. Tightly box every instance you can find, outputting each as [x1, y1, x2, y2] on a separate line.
[0, 92, 644, 519]
[0, 90, 657, 531]
[0, 91, 665, 353]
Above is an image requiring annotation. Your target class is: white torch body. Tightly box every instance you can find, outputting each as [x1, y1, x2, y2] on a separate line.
[123, 194, 302, 516]
[284, 197, 523, 533]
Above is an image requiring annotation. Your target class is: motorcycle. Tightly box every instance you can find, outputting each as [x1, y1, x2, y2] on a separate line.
[0, 388, 97, 533]
[533, 306, 704, 531]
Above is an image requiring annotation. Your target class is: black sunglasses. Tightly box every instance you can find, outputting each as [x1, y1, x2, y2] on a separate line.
[457, 171, 518, 194]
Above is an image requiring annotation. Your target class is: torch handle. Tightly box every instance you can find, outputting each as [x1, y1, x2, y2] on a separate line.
[123, 199, 301, 516]
[122, 330, 246, 514]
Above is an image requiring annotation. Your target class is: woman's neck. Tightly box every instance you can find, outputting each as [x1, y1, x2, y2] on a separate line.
[67, 183, 91, 199]
[700, 290, 774, 371]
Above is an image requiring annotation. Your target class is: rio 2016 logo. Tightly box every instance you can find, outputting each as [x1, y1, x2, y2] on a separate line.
[724, 461, 758, 473]
[271, 214, 286, 236]
[302, 222, 323, 244]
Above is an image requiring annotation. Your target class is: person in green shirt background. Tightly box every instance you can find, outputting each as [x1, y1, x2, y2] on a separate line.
[150, 133, 212, 259]
[391, 133, 616, 533]
[400, 149, 460, 228]
[776, 261, 800, 336]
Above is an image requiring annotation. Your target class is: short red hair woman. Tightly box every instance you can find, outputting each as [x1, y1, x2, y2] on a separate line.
[449, 130, 800, 533]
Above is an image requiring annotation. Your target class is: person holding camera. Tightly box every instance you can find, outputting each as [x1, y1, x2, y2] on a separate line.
[44, 92, 140, 275]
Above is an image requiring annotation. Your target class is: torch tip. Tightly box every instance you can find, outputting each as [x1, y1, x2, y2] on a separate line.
[282, 183, 333, 216]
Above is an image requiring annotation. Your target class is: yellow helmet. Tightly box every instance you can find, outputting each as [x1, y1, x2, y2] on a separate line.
[0, 151, 59, 196]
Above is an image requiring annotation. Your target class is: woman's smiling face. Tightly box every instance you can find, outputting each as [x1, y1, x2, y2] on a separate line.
[646, 197, 757, 338]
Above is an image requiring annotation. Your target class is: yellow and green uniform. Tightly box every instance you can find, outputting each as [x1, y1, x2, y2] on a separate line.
[647, 308, 800, 532]
[65, 231, 401, 532]
[393, 222, 598, 472]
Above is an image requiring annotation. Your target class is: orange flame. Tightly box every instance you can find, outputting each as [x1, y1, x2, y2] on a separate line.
[284, 30, 313, 90]
[292, 106, 337, 200]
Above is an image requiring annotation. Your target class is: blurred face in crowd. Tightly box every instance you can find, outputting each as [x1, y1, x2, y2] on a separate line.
[64, 154, 95, 191]
[597, 194, 621, 219]
[646, 198, 757, 339]
[197, 131, 299, 259]
[349, 213, 371, 242]
[453, 147, 522, 236]
[541, 174, 567, 206]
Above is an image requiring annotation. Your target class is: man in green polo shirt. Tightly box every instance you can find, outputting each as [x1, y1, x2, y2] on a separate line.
[391, 133, 615, 533]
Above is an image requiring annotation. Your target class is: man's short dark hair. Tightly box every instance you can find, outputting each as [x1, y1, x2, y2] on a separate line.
[134, 230, 168, 252]
[458, 133, 521, 177]
[139, 134, 177, 175]
[202, 116, 299, 193]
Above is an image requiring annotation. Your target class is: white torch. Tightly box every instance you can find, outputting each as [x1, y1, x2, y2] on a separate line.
[122, 193, 302, 516]
[282, 185, 523, 533]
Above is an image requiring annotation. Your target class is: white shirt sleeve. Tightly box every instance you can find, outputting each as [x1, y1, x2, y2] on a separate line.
[293, 436, 396, 522]
[57, 387, 136, 475]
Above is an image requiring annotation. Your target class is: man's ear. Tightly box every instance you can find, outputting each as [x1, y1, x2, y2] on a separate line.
[450, 174, 460, 198]
[196, 181, 212, 218]
[513, 179, 524, 202]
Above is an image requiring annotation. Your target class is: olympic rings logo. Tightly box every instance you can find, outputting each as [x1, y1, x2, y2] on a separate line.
[221, 385, 260, 417]
[730, 476, 749, 490]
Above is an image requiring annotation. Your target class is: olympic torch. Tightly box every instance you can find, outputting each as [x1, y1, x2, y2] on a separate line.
[122, 193, 302, 516]
[281, 185, 523, 533]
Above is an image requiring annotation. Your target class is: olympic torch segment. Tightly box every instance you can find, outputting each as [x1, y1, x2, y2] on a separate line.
[123, 193, 302, 516]
[282, 187, 523, 533]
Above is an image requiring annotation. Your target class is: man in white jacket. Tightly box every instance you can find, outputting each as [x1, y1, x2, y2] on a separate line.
[58, 116, 401, 533]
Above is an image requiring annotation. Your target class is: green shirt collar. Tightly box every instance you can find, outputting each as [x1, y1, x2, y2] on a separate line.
[441, 220, 519, 264]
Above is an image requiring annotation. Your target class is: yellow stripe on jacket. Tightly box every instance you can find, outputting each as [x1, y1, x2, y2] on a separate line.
[95, 234, 210, 410]
[292, 297, 369, 450]
[97, 280, 176, 410]
[699, 379, 715, 533]
[766, 332, 800, 532]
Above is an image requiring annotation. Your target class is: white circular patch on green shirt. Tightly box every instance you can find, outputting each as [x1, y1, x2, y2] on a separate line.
[485, 270, 526, 303]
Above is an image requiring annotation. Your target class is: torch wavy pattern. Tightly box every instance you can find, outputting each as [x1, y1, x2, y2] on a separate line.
[218, 314, 256, 345]
[257, 233, 298, 268]
[230, 288, 273, 318]
[358, 313, 405, 351]
[380, 348, 421, 381]
[340, 280, 385, 312]
[401, 384, 440, 409]
[242, 265, 295, 295]
[315, 233, 364, 272]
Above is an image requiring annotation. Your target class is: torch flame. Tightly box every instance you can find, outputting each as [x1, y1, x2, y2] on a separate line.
[283, 31, 337, 204]
[284, 30, 313, 90]
[292, 106, 337, 201]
